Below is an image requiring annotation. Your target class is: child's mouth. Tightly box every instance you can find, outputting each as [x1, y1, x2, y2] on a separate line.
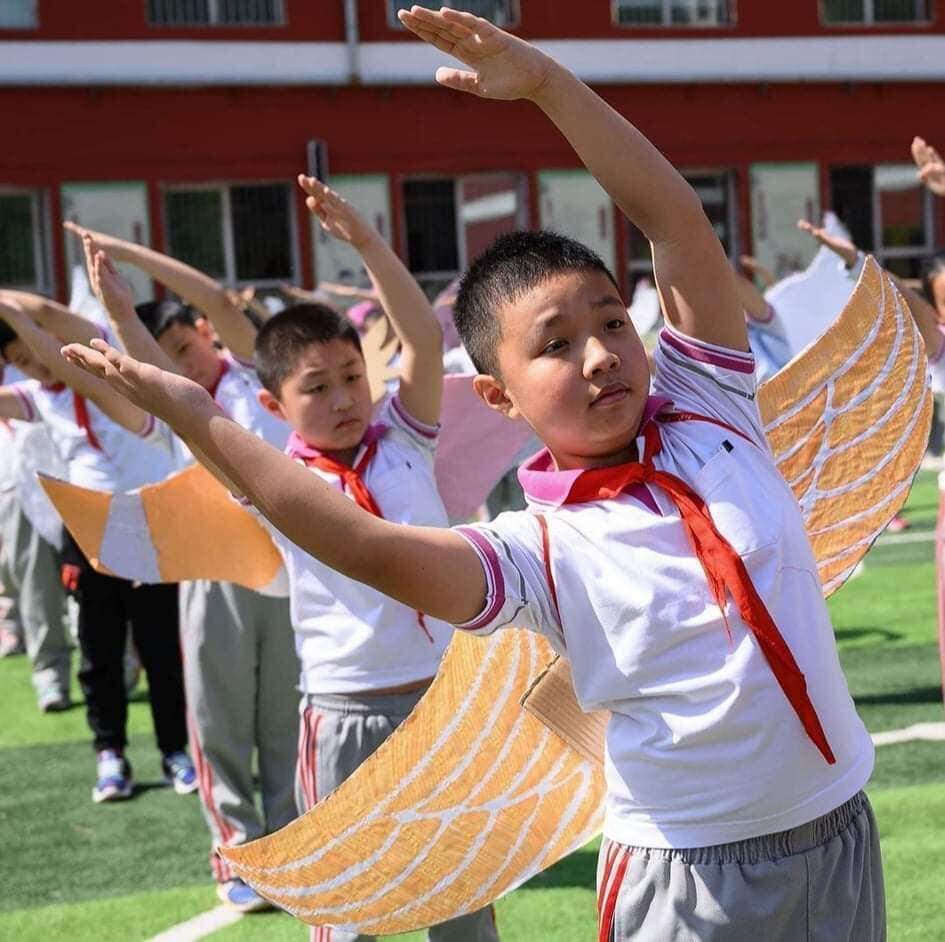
[591, 383, 629, 408]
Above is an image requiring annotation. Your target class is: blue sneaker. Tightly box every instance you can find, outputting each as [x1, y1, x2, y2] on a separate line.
[162, 750, 198, 795]
[217, 877, 273, 913]
[92, 749, 133, 803]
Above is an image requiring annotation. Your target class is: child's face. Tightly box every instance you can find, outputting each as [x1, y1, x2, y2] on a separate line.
[158, 319, 223, 390]
[479, 269, 651, 470]
[3, 338, 54, 386]
[259, 339, 373, 454]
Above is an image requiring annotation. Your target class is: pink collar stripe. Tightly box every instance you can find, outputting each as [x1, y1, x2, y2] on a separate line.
[660, 326, 754, 374]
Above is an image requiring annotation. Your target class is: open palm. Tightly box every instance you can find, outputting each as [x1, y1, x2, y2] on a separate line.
[398, 6, 550, 101]
[912, 136, 945, 197]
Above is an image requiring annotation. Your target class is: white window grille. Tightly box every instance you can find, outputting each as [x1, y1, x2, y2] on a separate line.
[148, 0, 284, 27]
[388, 1, 519, 29]
[614, 0, 733, 26]
[0, 188, 51, 293]
[163, 182, 298, 287]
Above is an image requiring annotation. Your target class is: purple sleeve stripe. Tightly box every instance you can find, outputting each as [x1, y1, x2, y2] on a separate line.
[453, 526, 506, 631]
[12, 385, 37, 422]
[137, 414, 155, 439]
[745, 302, 775, 325]
[660, 327, 755, 374]
[392, 395, 438, 439]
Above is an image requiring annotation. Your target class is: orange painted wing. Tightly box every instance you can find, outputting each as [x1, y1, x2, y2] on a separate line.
[220, 630, 605, 934]
[758, 256, 933, 596]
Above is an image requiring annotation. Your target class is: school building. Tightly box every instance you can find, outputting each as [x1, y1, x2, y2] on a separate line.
[2, 0, 945, 304]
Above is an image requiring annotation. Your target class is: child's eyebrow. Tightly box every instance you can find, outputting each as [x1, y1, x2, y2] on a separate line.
[591, 295, 626, 309]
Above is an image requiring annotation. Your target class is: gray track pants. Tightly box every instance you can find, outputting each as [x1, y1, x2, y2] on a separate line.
[297, 688, 500, 942]
[180, 579, 300, 882]
[0, 490, 70, 700]
[597, 790, 885, 941]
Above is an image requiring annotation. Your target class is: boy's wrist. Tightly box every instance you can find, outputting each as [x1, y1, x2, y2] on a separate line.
[528, 58, 571, 110]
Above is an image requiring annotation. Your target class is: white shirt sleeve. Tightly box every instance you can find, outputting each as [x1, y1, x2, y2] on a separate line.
[653, 325, 766, 447]
[452, 511, 566, 653]
[378, 394, 440, 459]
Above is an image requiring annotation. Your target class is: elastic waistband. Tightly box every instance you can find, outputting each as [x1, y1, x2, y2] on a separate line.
[302, 684, 431, 718]
[611, 791, 870, 865]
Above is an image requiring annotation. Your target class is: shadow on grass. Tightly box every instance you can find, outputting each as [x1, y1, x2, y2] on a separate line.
[519, 847, 597, 892]
[835, 627, 903, 645]
[854, 686, 943, 707]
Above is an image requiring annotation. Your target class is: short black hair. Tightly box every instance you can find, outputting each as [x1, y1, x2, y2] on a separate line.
[454, 230, 621, 375]
[254, 302, 362, 396]
[921, 252, 945, 305]
[135, 299, 198, 340]
[0, 320, 17, 360]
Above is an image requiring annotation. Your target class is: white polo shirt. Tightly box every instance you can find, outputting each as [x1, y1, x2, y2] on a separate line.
[12, 380, 174, 492]
[926, 324, 945, 394]
[455, 325, 873, 850]
[269, 395, 453, 695]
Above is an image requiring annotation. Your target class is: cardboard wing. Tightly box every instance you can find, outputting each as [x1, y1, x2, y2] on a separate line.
[39, 464, 285, 593]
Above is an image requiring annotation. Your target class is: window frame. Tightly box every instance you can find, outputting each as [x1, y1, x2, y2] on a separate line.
[147, 0, 286, 28]
[611, 0, 736, 29]
[399, 171, 529, 296]
[819, 0, 933, 26]
[871, 164, 936, 268]
[0, 186, 52, 294]
[161, 180, 300, 288]
[387, 0, 520, 30]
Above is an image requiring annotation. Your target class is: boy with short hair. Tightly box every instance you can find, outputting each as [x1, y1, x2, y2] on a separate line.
[64, 11, 883, 938]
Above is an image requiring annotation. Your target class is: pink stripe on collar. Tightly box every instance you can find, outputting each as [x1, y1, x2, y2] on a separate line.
[518, 395, 672, 510]
[285, 422, 387, 463]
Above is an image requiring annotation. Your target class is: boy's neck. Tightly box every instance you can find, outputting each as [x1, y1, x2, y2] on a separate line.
[549, 442, 638, 472]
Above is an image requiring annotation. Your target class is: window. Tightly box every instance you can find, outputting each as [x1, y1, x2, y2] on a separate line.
[389, 0, 519, 29]
[164, 183, 297, 286]
[0, 189, 50, 293]
[0, 0, 37, 28]
[148, 0, 284, 27]
[402, 173, 527, 296]
[625, 169, 737, 289]
[614, 0, 733, 26]
[820, 0, 932, 24]
[829, 164, 935, 278]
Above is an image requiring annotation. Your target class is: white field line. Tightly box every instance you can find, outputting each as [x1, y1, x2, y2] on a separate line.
[874, 530, 936, 546]
[872, 722, 945, 747]
[145, 906, 243, 942]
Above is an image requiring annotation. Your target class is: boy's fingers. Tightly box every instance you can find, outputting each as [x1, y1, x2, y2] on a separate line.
[435, 68, 481, 95]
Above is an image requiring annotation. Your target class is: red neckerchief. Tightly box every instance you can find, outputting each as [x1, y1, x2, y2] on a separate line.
[285, 427, 435, 644]
[561, 411, 835, 765]
[41, 383, 102, 452]
[206, 357, 230, 401]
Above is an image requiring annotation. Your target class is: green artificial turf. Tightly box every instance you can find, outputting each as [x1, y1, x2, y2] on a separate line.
[1, 475, 942, 940]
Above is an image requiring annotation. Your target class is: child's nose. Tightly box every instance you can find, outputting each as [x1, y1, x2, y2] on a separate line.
[583, 337, 619, 378]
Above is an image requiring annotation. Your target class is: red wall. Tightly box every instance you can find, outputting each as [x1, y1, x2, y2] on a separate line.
[4, 0, 944, 42]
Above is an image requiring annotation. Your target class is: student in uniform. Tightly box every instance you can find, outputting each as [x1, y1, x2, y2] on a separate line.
[62, 11, 884, 937]
[0, 298, 193, 803]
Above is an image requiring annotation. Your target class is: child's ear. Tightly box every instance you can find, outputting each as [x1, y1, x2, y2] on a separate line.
[472, 374, 519, 419]
[257, 387, 288, 421]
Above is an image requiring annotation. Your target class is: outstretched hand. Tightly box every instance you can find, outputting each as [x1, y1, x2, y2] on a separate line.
[797, 219, 859, 268]
[397, 5, 552, 101]
[61, 338, 210, 427]
[911, 136, 945, 197]
[298, 175, 376, 248]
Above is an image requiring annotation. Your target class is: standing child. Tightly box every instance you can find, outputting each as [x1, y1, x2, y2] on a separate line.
[63, 11, 883, 939]
[70, 228, 300, 914]
[0, 297, 192, 803]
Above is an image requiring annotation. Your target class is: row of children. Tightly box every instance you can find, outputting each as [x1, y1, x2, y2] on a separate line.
[6, 7, 945, 937]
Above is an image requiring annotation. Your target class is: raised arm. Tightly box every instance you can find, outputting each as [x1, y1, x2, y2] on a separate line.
[64, 221, 258, 361]
[82, 234, 180, 375]
[1, 290, 101, 346]
[399, 6, 745, 352]
[797, 218, 942, 354]
[61, 339, 486, 623]
[912, 136, 945, 198]
[0, 387, 30, 421]
[298, 175, 444, 425]
[0, 299, 152, 434]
